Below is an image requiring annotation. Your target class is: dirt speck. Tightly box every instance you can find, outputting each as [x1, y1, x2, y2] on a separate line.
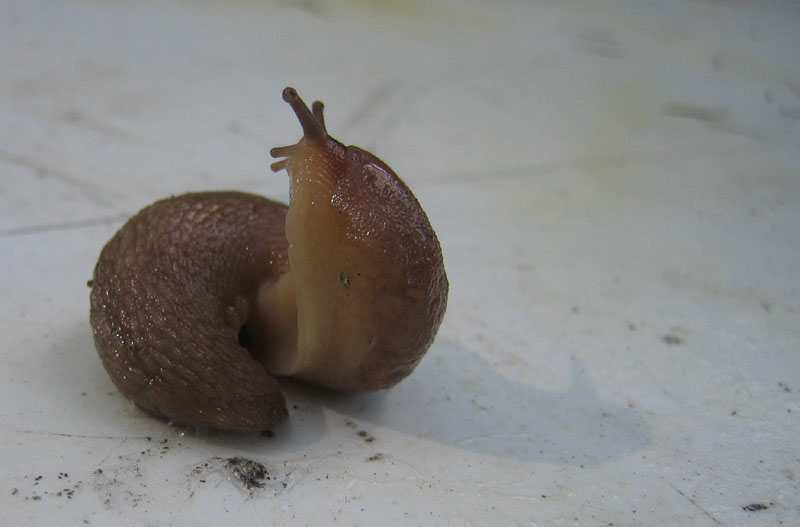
[662, 334, 682, 345]
[356, 429, 375, 442]
[367, 453, 384, 462]
[226, 457, 269, 491]
[742, 503, 771, 512]
[190, 456, 294, 497]
[11, 472, 83, 502]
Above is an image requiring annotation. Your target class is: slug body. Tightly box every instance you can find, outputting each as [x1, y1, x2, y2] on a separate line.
[90, 88, 448, 432]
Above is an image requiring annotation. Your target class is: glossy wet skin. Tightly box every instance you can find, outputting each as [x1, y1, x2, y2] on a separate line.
[90, 88, 448, 432]
[90, 192, 290, 431]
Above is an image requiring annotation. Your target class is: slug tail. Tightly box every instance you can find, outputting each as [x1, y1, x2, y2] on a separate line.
[89, 192, 291, 432]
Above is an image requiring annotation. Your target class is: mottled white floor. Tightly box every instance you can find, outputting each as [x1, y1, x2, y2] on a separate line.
[2, 0, 799, 525]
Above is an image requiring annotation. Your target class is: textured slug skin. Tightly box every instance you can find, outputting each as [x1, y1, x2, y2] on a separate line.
[90, 192, 290, 432]
[90, 88, 448, 432]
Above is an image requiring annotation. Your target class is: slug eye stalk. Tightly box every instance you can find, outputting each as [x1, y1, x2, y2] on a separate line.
[270, 87, 327, 173]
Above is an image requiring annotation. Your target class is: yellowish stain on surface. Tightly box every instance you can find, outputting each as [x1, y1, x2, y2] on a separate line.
[576, 80, 655, 183]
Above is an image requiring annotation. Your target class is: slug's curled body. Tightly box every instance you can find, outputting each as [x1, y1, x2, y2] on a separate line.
[90, 88, 448, 432]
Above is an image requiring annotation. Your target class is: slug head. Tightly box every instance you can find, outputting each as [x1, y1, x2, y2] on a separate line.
[266, 88, 448, 391]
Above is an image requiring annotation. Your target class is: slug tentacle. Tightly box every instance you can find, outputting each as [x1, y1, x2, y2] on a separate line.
[281, 86, 326, 142]
[90, 88, 448, 432]
[269, 158, 289, 173]
[311, 101, 326, 132]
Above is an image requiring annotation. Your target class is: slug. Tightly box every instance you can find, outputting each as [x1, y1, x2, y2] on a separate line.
[89, 87, 448, 432]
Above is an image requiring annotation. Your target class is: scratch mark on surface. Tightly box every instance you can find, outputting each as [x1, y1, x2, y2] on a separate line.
[661, 476, 722, 525]
[11, 428, 148, 441]
[571, 26, 624, 58]
[784, 77, 800, 100]
[706, 120, 770, 141]
[778, 106, 800, 120]
[662, 102, 727, 122]
[368, 81, 437, 150]
[457, 433, 533, 446]
[0, 214, 129, 238]
[0, 148, 115, 206]
[339, 82, 398, 136]
[430, 162, 560, 185]
[60, 108, 148, 145]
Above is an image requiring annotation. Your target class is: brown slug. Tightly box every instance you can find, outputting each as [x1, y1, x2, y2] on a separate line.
[89, 87, 448, 432]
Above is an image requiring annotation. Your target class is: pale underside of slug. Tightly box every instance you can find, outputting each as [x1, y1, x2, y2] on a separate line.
[90, 88, 448, 432]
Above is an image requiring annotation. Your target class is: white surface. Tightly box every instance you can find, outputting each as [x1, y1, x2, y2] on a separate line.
[2, 0, 799, 525]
